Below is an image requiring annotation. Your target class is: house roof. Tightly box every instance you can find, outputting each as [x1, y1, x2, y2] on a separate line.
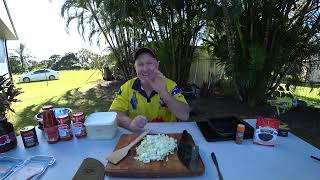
[0, 17, 17, 40]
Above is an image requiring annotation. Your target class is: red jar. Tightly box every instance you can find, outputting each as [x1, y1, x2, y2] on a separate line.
[72, 112, 86, 138]
[57, 114, 73, 141]
[42, 105, 59, 144]
[0, 118, 17, 153]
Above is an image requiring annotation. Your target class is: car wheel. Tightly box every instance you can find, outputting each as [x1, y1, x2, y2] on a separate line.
[23, 77, 30, 83]
[49, 75, 55, 80]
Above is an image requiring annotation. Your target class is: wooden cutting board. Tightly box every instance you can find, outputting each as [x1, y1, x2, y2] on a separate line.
[105, 133, 205, 178]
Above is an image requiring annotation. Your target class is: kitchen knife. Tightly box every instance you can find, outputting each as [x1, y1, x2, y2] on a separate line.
[177, 130, 199, 172]
[211, 152, 224, 180]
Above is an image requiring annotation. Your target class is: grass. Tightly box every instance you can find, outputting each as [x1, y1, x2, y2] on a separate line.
[10, 70, 107, 133]
[291, 86, 320, 103]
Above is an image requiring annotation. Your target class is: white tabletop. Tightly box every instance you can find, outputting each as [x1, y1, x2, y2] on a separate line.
[1, 119, 320, 180]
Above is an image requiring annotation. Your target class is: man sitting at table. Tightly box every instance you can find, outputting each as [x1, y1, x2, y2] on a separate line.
[109, 48, 191, 131]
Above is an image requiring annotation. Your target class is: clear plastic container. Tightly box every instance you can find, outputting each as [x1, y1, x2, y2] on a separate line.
[84, 112, 117, 139]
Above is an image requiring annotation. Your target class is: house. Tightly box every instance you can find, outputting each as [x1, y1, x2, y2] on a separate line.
[0, 0, 18, 78]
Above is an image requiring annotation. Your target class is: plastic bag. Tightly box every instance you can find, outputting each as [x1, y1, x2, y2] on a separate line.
[0, 157, 24, 180]
[5, 155, 55, 180]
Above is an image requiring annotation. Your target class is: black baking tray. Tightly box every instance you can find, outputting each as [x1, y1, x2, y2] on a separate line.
[197, 116, 254, 142]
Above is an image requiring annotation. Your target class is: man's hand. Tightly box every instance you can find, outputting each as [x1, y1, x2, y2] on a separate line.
[129, 115, 148, 130]
[146, 69, 168, 96]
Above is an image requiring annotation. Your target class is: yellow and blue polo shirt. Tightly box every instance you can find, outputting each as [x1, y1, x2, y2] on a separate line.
[109, 78, 188, 122]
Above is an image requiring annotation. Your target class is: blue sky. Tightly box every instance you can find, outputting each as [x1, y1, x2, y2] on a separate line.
[5, 0, 102, 61]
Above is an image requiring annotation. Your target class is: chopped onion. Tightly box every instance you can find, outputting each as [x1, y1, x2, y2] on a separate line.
[134, 134, 177, 163]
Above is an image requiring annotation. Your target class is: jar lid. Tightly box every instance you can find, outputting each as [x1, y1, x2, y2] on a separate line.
[42, 105, 53, 110]
[73, 112, 84, 117]
[56, 114, 69, 119]
[20, 126, 35, 132]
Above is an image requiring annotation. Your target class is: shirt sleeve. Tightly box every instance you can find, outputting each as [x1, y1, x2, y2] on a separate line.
[109, 83, 129, 112]
[169, 82, 188, 105]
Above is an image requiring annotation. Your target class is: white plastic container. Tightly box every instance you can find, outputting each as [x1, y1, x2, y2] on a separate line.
[84, 112, 117, 139]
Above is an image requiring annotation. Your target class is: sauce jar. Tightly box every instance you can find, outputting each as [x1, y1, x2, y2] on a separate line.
[57, 114, 73, 141]
[42, 105, 59, 144]
[72, 112, 87, 138]
[20, 126, 39, 148]
[0, 117, 17, 153]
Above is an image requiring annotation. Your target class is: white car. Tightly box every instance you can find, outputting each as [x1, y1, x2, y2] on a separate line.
[19, 69, 59, 83]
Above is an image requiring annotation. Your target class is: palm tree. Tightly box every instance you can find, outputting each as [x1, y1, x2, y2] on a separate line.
[13, 43, 32, 71]
[205, 0, 320, 105]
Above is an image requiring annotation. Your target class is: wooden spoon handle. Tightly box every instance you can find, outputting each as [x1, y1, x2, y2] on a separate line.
[127, 130, 150, 149]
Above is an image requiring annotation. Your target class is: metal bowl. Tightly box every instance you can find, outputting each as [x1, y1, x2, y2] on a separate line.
[34, 107, 72, 123]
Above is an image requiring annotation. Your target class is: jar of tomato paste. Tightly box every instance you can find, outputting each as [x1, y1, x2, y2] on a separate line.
[72, 112, 87, 138]
[57, 114, 73, 141]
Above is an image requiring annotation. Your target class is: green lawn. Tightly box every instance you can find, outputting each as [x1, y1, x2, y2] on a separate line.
[291, 86, 320, 103]
[10, 70, 105, 132]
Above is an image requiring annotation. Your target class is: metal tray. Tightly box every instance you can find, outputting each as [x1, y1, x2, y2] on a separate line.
[197, 116, 254, 142]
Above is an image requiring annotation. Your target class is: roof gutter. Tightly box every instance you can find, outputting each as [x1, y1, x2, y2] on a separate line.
[3, 0, 18, 39]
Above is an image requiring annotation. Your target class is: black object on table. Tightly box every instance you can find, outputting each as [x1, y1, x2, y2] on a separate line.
[211, 152, 224, 180]
[197, 116, 254, 142]
[311, 155, 320, 162]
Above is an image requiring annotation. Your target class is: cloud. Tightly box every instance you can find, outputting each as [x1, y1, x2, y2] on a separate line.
[6, 0, 102, 60]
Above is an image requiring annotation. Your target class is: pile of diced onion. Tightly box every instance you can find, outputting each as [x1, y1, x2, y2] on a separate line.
[134, 134, 177, 163]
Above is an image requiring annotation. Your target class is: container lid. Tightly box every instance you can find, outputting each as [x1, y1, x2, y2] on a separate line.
[42, 105, 53, 110]
[84, 112, 117, 126]
[20, 126, 35, 132]
[73, 112, 84, 117]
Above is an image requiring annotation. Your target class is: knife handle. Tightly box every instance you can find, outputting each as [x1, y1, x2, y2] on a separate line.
[211, 152, 224, 180]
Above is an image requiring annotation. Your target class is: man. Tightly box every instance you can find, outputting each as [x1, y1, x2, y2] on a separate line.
[109, 48, 190, 131]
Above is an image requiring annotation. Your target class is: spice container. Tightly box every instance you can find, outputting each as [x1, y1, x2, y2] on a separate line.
[57, 114, 73, 141]
[235, 124, 245, 144]
[72, 112, 87, 138]
[20, 126, 39, 148]
[0, 117, 17, 153]
[42, 105, 59, 143]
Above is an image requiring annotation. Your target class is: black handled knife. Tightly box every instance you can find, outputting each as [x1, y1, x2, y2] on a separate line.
[177, 130, 199, 172]
[211, 152, 224, 180]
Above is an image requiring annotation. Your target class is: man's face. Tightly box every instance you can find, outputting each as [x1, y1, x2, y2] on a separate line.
[134, 53, 159, 83]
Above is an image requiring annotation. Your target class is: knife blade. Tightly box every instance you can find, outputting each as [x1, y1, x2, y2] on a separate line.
[177, 130, 199, 172]
[211, 152, 224, 180]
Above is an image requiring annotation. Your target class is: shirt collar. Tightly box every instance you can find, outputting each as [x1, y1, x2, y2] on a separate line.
[132, 78, 157, 102]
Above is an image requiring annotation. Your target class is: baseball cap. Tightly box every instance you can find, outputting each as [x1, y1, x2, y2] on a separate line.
[134, 47, 156, 61]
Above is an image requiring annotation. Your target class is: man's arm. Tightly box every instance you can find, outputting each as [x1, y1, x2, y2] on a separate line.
[115, 111, 148, 130]
[160, 92, 191, 120]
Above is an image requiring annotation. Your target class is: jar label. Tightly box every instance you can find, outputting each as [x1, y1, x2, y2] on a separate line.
[0, 132, 16, 146]
[44, 126, 59, 142]
[73, 122, 86, 137]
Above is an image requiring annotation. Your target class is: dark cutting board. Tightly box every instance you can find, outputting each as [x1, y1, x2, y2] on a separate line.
[105, 133, 205, 178]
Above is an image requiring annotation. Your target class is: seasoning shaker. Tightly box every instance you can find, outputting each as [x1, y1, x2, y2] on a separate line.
[235, 124, 245, 144]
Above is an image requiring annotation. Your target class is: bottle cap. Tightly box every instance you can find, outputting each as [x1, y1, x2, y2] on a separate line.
[237, 124, 245, 132]
[42, 105, 53, 110]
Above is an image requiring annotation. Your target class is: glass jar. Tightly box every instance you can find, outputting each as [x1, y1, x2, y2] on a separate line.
[0, 117, 17, 153]
[72, 112, 87, 138]
[42, 105, 59, 143]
